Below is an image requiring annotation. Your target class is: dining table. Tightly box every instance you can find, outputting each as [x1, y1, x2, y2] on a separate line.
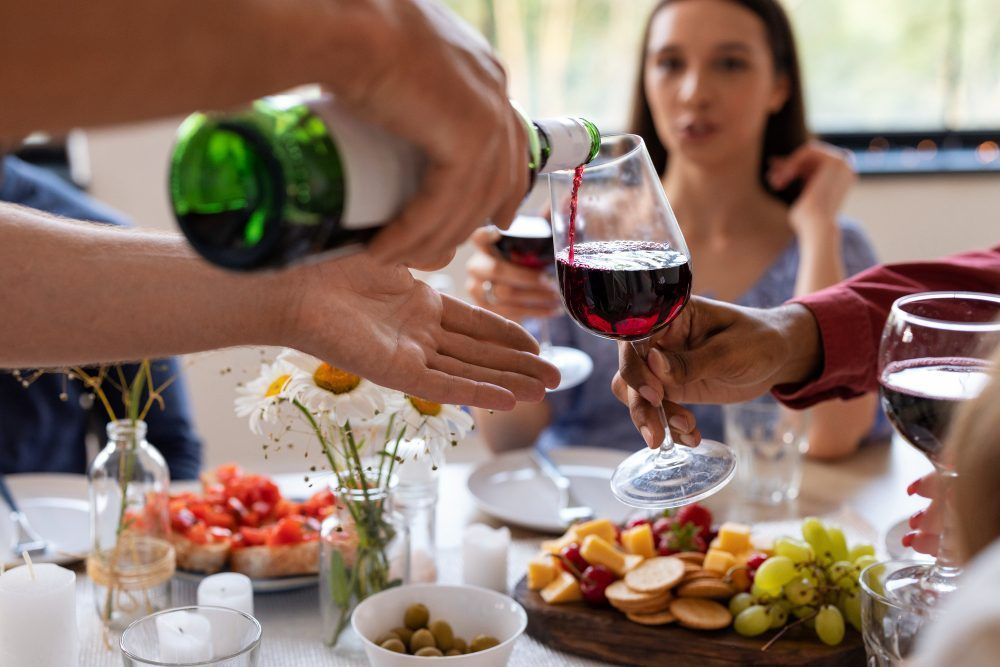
[65, 436, 930, 666]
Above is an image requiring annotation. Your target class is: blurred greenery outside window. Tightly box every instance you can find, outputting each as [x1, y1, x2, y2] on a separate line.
[445, 0, 1000, 174]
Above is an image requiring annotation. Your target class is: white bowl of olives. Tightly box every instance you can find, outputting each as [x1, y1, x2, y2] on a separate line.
[352, 584, 528, 666]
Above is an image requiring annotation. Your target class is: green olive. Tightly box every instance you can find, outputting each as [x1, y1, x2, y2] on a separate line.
[392, 626, 414, 647]
[404, 603, 431, 630]
[451, 637, 467, 654]
[469, 635, 500, 653]
[445, 649, 462, 656]
[428, 619, 455, 652]
[380, 638, 406, 653]
[415, 646, 444, 657]
[410, 628, 437, 653]
[374, 632, 400, 646]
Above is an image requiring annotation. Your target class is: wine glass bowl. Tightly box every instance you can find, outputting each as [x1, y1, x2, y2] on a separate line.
[548, 134, 736, 509]
[876, 291, 1000, 612]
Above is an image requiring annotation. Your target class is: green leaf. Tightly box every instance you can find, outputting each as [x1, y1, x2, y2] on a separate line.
[328, 550, 351, 609]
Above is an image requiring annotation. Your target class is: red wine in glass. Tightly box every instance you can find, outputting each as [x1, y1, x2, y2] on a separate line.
[879, 357, 991, 462]
[556, 240, 692, 341]
[494, 216, 554, 269]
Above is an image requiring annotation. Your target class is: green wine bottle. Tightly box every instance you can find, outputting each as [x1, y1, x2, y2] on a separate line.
[169, 90, 600, 270]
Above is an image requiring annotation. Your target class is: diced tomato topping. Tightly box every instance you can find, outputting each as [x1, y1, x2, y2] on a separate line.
[267, 517, 305, 546]
[214, 464, 243, 486]
[171, 507, 198, 533]
[236, 526, 271, 548]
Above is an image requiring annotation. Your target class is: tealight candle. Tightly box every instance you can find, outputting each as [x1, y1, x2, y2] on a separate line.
[197, 573, 254, 657]
[462, 523, 510, 593]
[0, 562, 79, 667]
[155, 610, 212, 663]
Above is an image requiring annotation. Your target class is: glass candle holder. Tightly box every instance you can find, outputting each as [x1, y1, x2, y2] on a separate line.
[120, 606, 262, 666]
[87, 534, 175, 632]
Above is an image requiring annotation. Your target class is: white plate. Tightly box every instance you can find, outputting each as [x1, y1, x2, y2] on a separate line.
[467, 447, 632, 533]
[0, 473, 90, 567]
[173, 568, 318, 594]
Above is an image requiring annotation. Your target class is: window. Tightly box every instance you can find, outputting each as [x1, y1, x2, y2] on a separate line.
[443, 0, 1000, 174]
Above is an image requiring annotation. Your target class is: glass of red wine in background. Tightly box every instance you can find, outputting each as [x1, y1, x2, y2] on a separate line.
[548, 134, 736, 509]
[493, 213, 594, 392]
[876, 291, 999, 611]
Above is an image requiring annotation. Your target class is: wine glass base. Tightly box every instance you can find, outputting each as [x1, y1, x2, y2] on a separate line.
[610, 439, 737, 509]
[882, 562, 958, 610]
[542, 346, 594, 393]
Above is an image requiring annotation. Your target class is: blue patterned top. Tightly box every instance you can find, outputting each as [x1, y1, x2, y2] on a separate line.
[534, 220, 891, 452]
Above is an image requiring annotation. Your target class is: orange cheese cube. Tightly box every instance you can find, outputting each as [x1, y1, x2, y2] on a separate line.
[572, 518, 617, 544]
[621, 524, 656, 559]
[580, 535, 627, 577]
[540, 570, 583, 604]
[541, 530, 579, 555]
[703, 548, 735, 574]
[717, 522, 752, 554]
[527, 554, 558, 590]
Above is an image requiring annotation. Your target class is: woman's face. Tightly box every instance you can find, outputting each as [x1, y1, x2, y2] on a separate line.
[644, 0, 789, 168]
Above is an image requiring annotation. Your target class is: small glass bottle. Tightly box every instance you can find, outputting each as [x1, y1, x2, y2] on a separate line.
[169, 89, 601, 270]
[87, 419, 174, 631]
[319, 473, 407, 653]
[393, 448, 440, 585]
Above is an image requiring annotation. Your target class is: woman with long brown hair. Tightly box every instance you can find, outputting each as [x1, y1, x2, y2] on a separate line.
[468, 0, 885, 458]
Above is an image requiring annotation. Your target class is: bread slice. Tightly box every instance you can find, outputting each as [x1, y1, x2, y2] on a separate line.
[171, 534, 231, 574]
[230, 541, 320, 578]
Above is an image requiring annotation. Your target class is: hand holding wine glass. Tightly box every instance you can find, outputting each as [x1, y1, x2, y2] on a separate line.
[549, 134, 736, 508]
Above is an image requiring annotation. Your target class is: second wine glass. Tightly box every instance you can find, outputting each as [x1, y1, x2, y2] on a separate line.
[548, 134, 735, 509]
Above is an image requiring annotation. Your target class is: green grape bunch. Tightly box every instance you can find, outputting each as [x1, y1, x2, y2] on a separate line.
[731, 517, 877, 647]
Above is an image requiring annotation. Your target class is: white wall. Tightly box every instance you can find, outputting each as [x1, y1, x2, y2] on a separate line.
[82, 118, 999, 471]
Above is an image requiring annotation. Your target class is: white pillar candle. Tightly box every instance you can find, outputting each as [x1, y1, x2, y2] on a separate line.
[197, 573, 255, 657]
[0, 563, 79, 667]
[462, 523, 510, 593]
[156, 610, 213, 663]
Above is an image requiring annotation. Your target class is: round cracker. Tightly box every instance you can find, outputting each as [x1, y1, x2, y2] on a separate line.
[606, 580, 664, 606]
[612, 592, 672, 614]
[623, 556, 685, 594]
[678, 569, 721, 585]
[626, 610, 676, 626]
[669, 598, 732, 631]
[674, 551, 705, 565]
[676, 578, 734, 599]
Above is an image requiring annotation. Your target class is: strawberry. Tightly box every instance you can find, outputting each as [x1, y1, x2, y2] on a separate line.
[674, 503, 713, 539]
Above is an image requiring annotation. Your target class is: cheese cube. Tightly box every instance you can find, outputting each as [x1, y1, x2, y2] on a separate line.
[527, 554, 558, 590]
[541, 530, 579, 555]
[717, 522, 752, 554]
[621, 524, 656, 559]
[580, 535, 627, 577]
[703, 548, 735, 575]
[572, 518, 617, 544]
[540, 571, 582, 604]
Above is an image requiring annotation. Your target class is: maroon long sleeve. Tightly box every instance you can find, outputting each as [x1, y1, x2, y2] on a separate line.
[773, 244, 1000, 409]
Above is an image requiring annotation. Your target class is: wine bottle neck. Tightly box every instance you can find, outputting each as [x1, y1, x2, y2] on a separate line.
[533, 117, 601, 174]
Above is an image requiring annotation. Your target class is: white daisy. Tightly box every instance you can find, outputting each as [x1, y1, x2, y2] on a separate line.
[234, 359, 295, 435]
[279, 350, 388, 425]
[396, 396, 474, 467]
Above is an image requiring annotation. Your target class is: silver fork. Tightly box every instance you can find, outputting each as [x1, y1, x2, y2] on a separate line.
[531, 449, 595, 527]
[0, 473, 48, 558]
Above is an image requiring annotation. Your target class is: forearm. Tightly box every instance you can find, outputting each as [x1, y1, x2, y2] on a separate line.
[1, 0, 391, 137]
[793, 224, 845, 297]
[472, 401, 551, 453]
[805, 394, 877, 460]
[0, 204, 288, 366]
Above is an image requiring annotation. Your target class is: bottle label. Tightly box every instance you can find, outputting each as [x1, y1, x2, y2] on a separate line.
[535, 118, 595, 173]
[307, 95, 424, 230]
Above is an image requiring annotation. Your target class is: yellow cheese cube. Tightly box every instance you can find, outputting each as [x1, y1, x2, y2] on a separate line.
[572, 518, 617, 544]
[540, 571, 582, 604]
[703, 548, 735, 575]
[709, 537, 722, 551]
[621, 524, 656, 559]
[541, 530, 579, 555]
[717, 522, 752, 554]
[527, 554, 558, 590]
[580, 535, 627, 577]
[751, 534, 774, 557]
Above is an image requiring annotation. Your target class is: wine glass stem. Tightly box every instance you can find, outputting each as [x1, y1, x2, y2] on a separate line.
[630, 340, 678, 463]
[922, 465, 962, 595]
[538, 317, 553, 356]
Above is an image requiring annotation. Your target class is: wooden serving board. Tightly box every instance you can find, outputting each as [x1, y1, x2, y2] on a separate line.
[513, 578, 865, 666]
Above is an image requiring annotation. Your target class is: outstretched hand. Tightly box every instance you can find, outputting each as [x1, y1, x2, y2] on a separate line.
[283, 252, 559, 410]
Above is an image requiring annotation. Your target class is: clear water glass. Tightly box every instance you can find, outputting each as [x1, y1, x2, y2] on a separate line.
[723, 397, 806, 505]
[120, 606, 261, 666]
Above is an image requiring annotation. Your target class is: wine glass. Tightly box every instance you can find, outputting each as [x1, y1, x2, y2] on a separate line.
[548, 134, 736, 509]
[493, 184, 594, 392]
[876, 291, 1000, 610]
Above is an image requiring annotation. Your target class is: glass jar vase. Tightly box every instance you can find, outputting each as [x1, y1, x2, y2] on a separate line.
[319, 473, 408, 652]
[87, 419, 174, 631]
